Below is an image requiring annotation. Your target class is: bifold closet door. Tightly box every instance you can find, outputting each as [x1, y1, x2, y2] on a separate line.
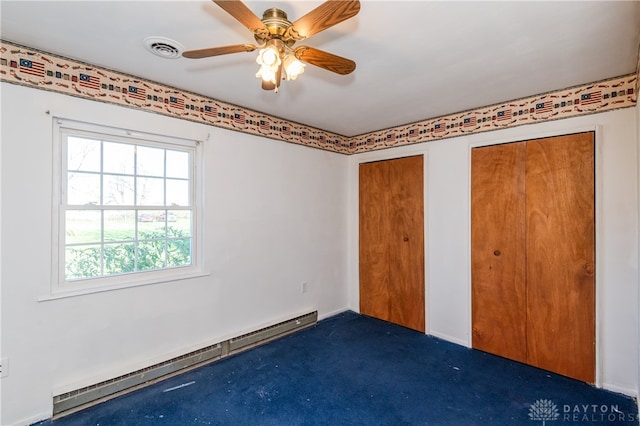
[471, 132, 595, 383]
[525, 133, 595, 383]
[359, 155, 425, 332]
[471, 142, 527, 364]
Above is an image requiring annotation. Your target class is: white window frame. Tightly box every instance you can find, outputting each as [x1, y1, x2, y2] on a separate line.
[51, 118, 204, 297]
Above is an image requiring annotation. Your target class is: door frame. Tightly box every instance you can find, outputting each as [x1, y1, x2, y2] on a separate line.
[355, 149, 430, 334]
[467, 125, 603, 387]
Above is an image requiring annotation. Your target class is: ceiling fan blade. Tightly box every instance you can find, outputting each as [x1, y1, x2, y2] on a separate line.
[287, 0, 360, 40]
[213, 1, 267, 34]
[182, 44, 257, 59]
[294, 46, 356, 75]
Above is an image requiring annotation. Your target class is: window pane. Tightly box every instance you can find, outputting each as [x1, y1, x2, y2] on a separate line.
[68, 137, 100, 172]
[138, 214, 166, 241]
[170, 211, 191, 237]
[66, 245, 101, 279]
[137, 177, 164, 206]
[104, 243, 135, 274]
[67, 172, 100, 205]
[166, 179, 189, 206]
[137, 240, 166, 270]
[66, 210, 101, 244]
[166, 150, 189, 179]
[167, 238, 191, 267]
[103, 174, 134, 205]
[103, 142, 134, 174]
[60, 124, 197, 287]
[137, 146, 165, 177]
[104, 210, 135, 242]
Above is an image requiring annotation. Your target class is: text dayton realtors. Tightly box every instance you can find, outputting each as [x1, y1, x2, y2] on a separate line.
[562, 404, 635, 423]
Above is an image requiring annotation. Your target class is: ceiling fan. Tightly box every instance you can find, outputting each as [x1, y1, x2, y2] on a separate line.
[182, 0, 360, 91]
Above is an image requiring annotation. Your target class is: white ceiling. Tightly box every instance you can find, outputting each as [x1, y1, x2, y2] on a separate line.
[2, 1, 639, 137]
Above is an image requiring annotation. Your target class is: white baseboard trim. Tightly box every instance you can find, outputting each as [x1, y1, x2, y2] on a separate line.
[318, 307, 350, 321]
[11, 411, 51, 426]
[428, 330, 470, 348]
[601, 382, 638, 398]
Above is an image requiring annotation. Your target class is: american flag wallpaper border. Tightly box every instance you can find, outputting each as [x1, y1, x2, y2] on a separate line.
[350, 74, 637, 153]
[0, 41, 350, 153]
[1, 40, 637, 155]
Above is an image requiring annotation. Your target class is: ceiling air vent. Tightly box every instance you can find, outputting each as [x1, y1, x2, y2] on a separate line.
[143, 36, 184, 59]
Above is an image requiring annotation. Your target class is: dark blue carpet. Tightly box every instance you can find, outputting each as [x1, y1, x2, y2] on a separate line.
[38, 311, 637, 425]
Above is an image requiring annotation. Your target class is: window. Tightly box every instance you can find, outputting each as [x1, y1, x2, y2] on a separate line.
[52, 119, 202, 295]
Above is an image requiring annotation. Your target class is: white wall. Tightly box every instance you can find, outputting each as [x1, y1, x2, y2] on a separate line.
[348, 107, 639, 396]
[0, 83, 349, 426]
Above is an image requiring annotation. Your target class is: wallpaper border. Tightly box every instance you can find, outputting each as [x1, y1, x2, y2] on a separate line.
[0, 40, 350, 153]
[350, 73, 637, 153]
[1, 40, 636, 155]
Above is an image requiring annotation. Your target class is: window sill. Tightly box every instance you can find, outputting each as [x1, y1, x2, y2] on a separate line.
[39, 270, 211, 302]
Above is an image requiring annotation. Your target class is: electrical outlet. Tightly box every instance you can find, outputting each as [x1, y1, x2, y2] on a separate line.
[301, 282, 308, 293]
[0, 358, 8, 378]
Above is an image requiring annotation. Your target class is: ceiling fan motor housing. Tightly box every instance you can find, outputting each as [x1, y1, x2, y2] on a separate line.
[255, 8, 295, 47]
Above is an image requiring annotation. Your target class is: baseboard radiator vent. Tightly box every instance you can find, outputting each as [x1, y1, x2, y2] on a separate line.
[53, 311, 317, 418]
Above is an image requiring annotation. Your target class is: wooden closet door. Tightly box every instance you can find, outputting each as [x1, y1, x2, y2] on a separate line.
[359, 160, 393, 324]
[471, 143, 527, 363]
[525, 133, 595, 383]
[471, 132, 595, 383]
[359, 156, 425, 332]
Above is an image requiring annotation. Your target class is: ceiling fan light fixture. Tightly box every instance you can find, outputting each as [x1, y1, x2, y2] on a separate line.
[283, 54, 305, 80]
[256, 46, 280, 67]
[256, 64, 277, 83]
[256, 39, 284, 88]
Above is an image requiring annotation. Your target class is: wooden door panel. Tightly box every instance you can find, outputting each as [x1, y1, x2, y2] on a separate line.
[471, 143, 527, 363]
[388, 156, 425, 332]
[525, 132, 595, 383]
[359, 161, 391, 321]
[359, 156, 425, 332]
[359, 241, 391, 321]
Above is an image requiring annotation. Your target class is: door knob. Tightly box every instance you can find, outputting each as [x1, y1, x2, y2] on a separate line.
[584, 263, 594, 275]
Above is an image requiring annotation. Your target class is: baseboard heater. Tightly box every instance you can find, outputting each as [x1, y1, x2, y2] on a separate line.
[52, 311, 318, 418]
